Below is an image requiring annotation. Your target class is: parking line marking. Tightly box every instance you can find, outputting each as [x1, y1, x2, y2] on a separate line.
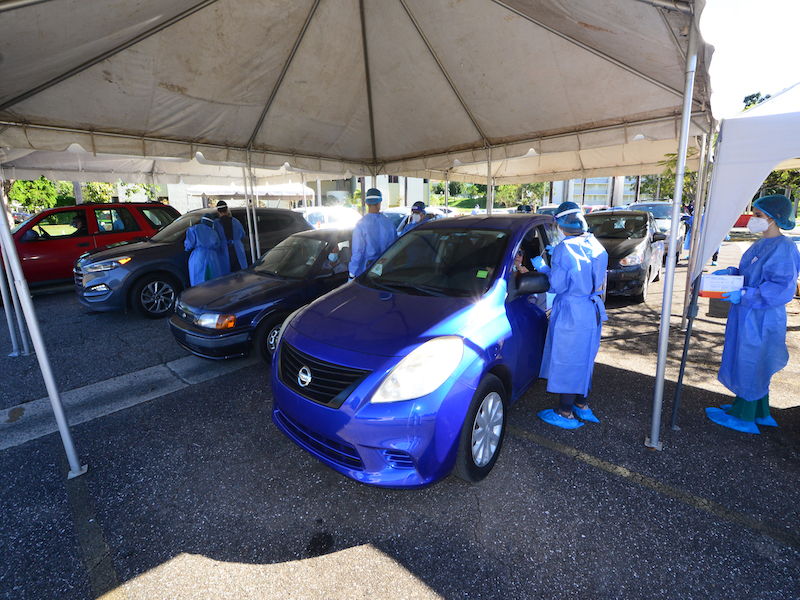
[508, 425, 800, 550]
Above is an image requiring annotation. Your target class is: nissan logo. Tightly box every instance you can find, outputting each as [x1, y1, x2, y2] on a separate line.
[297, 366, 312, 387]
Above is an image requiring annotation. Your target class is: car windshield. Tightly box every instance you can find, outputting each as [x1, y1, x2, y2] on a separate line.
[150, 212, 207, 243]
[630, 204, 672, 219]
[385, 212, 406, 228]
[361, 228, 508, 298]
[585, 214, 647, 239]
[537, 207, 558, 215]
[252, 236, 328, 279]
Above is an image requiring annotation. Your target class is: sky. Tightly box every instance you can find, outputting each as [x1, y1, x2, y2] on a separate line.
[700, 0, 800, 119]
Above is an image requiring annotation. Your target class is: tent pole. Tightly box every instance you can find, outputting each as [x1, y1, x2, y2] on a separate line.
[1, 241, 30, 355]
[241, 166, 257, 262]
[301, 174, 307, 209]
[316, 178, 322, 207]
[247, 160, 261, 258]
[670, 277, 701, 430]
[445, 170, 449, 212]
[0, 241, 21, 356]
[0, 178, 86, 478]
[486, 148, 492, 215]
[646, 16, 699, 451]
[681, 131, 713, 328]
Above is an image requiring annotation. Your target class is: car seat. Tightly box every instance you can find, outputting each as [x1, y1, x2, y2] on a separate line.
[338, 246, 352, 266]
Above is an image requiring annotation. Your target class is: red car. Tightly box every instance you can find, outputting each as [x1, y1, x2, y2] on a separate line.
[11, 202, 179, 285]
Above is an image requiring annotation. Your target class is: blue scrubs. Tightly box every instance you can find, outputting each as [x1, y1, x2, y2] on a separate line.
[350, 213, 397, 276]
[213, 216, 248, 275]
[540, 233, 609, 396]
[185, 224, 221, 286]
[718, 235, 800, 401]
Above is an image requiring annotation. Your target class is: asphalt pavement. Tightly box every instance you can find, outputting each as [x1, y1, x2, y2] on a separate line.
[1, 238, 799, 600]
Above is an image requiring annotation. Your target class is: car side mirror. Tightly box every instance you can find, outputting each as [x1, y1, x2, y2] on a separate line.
[653, 232, 667, 242]
[517, 271, 550, 295]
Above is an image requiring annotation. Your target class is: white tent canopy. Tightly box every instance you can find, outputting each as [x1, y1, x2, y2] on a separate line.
[0, 0, 711, 180]
[693, 82, 800, 277]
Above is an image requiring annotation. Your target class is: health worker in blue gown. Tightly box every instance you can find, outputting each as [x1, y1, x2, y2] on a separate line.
[706, 194, 800, 434]
[532, 202, 609, 430]
[349, 188, 398, 278]
[213, 200, 248, 275]
[185, 214, 221, 286]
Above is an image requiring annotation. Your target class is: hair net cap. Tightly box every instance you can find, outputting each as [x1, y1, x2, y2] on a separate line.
[216, 200, 227, 209]
[365, 188, 383, 204]
[555, 201, 588, 234]
[411, 201, 426, 212]
[201, 214, 215, 227]
[754, 194, 795, 230]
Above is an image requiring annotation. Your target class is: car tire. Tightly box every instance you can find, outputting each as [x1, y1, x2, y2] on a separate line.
[253, 314, 288, 364]
[454, 374, 508, 483]
[654, 260, 663, 282]
[131, 273, 181, 319]
[635, 268, 650, 304]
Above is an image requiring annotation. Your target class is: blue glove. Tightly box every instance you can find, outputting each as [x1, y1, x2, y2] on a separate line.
[544, 245, 553, 255]
[713, 268, 732, 276]
[531, 256, 550, 273]
[721, 289, 742, 304]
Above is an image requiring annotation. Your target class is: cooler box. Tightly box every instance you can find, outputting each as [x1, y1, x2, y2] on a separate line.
[699, 274, 744, 299]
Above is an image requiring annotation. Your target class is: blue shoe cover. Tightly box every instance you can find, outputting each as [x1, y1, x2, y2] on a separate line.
[538, 409, 583, 430]
[705, 407, 760, 434]
[573, 406, 600, 423]
[719, 405, 777, 427]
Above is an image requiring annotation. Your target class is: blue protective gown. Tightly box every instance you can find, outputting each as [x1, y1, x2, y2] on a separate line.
[540, 233, 609, 395]
[350, 212, 398, 276]
[213, 216, 248, 276]
[718, 235, 800, 401]
[185, 224, 221, 286]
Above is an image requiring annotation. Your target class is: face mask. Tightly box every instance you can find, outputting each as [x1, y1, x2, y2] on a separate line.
[747, 217, 770, 234]
[328, 253, 338, 263]
[412, 213, 422, 224]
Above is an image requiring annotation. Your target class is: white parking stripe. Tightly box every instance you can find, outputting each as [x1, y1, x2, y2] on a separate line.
[0, 355, 259, 450]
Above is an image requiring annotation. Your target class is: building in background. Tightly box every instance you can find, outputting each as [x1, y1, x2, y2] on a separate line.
[551, 176, 646, 208]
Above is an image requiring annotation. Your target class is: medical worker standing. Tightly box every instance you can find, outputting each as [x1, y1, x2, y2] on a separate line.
[706, 195, 800, 434]
[400, 201, 429, 235]
[185, 214, 221, 286]
[532, 202, 609, 429]
[349, 188, 397, 278]
[213, 200, 248, 275]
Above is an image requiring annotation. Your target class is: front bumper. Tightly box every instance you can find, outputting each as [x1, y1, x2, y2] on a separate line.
[605, 265, 647, 296]
[270, 328, 477, 488]
[167, 313, 252, 359]
[74, 268, 127, 312]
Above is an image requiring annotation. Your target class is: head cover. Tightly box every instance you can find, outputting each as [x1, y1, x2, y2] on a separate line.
[201, 214, 215, 228]
[216, 200, 227, 209]
[411, 201, 426, 213]
[555, 201, 588, 234]
[365, 188, 383, 205]
[753, 194, 795, 230]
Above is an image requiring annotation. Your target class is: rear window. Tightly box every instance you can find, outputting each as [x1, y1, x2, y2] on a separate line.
[586, 214, 648, 239]
[140, 207, 179, 230]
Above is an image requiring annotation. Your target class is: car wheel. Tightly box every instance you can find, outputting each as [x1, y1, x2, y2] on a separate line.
[454, 374, 508, 483]
[131, 273, 181, 319]
[654, 260, 663, 282]
[635, 268, 650, 304]
[253, 314, 288, 364]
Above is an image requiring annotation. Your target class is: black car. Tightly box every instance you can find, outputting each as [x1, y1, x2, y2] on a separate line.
[74, 207, 311, 318]
[585, 209, 666, 303]
[168, 228, 352, 361]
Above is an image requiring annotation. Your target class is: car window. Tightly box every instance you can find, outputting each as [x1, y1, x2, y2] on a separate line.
[150, 212, 206, 243]
[256, 214, 296, 232]
[631, 204, 673, 219]
[140, 207, 178, 230]
[94, 207, 141, 233]
[586, 214, 647, 239]
[361, 228, 509, 298]
[252, 236, 328, 279]
[23, 209, 89, 240]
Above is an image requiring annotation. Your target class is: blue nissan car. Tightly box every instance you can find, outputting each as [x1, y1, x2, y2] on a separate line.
[270, 214, 555, 488]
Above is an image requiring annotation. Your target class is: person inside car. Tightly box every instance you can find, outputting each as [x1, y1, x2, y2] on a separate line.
[71, 216, 88, 236]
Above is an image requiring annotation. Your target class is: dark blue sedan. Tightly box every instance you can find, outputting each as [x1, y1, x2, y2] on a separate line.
[168, 229, 352, 361]
[270, 215, 554, 488]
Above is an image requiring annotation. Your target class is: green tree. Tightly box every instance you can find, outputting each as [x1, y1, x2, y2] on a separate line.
[83, 182, 115, 203]
[121, 183, 158, 201]
[448, 181, 462, 197]
[431, 181, 445, 194]
[55, 181, 76, 207]
[8, 176, 58, 211]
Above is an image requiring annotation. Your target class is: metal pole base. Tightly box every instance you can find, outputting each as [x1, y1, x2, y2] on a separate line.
[644, 436, 663, 451]
[67, 464, 88, 479]
[670, 424, 681, 432]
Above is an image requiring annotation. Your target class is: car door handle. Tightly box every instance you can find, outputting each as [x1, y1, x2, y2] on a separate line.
[78, 242, 91, 247]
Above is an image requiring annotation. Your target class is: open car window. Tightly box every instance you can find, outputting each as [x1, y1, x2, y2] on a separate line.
[360, 228, 509, 298]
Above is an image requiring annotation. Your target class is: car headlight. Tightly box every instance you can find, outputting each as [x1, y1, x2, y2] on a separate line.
[372, 336, 464, 403]
[83, 257, 132, 272]
[195, 313, 236, 329]
[619, 248, 644, 267]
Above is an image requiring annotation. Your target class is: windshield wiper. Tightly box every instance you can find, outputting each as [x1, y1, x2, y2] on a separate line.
[374, 281, 447, 297]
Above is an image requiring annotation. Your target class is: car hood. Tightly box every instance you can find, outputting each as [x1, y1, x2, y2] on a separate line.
[654, 218, 673, 232]
[290, 283, 483, 357]
[77, 239, 173, 265]
[594, 236, 646, 260]
[179, 270, 294, 313]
